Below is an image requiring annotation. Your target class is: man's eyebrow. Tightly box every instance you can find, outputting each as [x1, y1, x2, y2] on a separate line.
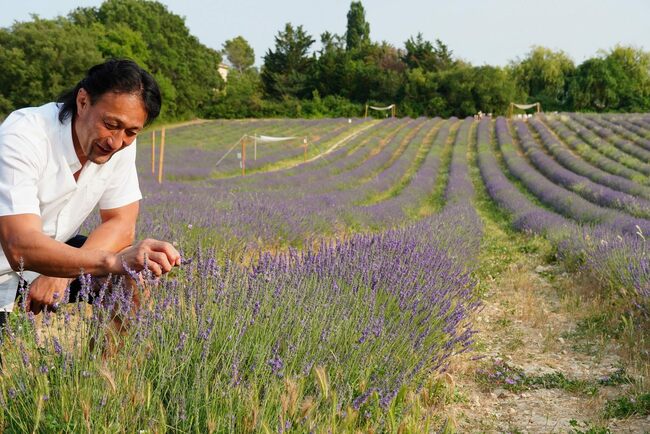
[104, 115, 142, 130]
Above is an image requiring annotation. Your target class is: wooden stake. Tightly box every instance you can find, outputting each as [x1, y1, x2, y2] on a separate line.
[157, 127, 165, 184]
[303, 138, 307, 162]
[151, 130, 156, 174]
[364, 104, 368, 118]
[242, 137, 246, 176]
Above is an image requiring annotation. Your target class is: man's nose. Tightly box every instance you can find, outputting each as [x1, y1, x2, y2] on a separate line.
[107, 130, 124, 149]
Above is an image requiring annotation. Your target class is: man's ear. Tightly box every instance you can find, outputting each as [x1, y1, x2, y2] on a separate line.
[76, 88, 90, 116]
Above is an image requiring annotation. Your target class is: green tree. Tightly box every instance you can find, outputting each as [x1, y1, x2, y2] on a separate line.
[261, 23, 315, 100]
[470, 65, 519, 115]
[0, 16, 103, 116]
[345, 1, 370, 51]
[222, 36, 255, 72]
[72, 0, 223, 119]
[315, 31, 349, 97]
[400, 67, 445, 116]
[403, 34, 454, 72]
[568, 46, 650, 112]
[344, 42, 405, 105]
[93, 22, 150, 66]
[207, 69, 263, 118]
[510, 46, 575, 111]
[604, 45, 650, 111]
[568, 57, 617, 111]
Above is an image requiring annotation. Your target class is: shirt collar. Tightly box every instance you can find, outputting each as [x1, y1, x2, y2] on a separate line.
[58, 106, 82, 174]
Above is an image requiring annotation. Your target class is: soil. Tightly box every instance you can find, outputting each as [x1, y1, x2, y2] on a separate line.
[446, 251, 650, 433]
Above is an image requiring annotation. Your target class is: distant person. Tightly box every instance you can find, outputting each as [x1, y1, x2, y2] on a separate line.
[0, 59, 181, 330]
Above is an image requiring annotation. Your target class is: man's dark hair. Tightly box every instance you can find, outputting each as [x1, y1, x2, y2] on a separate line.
[58, 59, 161, 126]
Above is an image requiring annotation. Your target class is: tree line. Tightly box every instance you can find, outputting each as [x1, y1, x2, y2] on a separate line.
[1, 0, 649, 121]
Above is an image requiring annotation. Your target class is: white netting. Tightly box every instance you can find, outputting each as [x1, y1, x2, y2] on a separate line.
[512, 103, 538, 110]
[255, 135, 297, 143]
[368, 104, 395, 111]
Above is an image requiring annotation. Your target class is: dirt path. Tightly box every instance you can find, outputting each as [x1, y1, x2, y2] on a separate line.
[446, 226, 650, 433]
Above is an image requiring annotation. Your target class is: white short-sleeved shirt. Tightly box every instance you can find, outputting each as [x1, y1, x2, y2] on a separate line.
[0, 102, 142, 311]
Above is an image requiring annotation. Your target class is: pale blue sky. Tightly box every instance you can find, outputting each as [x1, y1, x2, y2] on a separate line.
[1, 0, 649, 67]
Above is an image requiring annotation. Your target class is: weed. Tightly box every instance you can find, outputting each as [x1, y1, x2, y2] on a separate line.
[604, 393, 650, 418]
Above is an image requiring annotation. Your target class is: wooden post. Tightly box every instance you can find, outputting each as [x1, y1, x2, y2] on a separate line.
[364, 104, 368, 118]
[242, 137, 246, 176]
[254, 136, 257, 161]
[303, 138, 307, 162]
[157, 127, 165, 184]
[151, 130, 156, 174]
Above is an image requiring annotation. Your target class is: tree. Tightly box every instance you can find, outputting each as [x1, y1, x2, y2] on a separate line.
[0, 17, 103, 116]
[261, 23, 315, 100]
[510, 46, 575, 111]
[345, 1, 370, 51]
[569, 58, 616, 111]
[207, 70, 263, 118]
[222, 36, 255, 72]
[604, 45, 650, 111]
[568, 46, 650, 112]
[315, 31, 349, 97]
[403, 34, 454, 71]
[470, 65, 519, 115]
[72, 0, 223, 119]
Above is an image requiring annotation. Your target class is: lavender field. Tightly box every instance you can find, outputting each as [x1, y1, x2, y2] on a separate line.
[1, 114, 649, 431]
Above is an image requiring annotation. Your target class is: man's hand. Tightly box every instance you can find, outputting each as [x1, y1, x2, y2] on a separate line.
[114, 238, 181, 277]
[26, 276, 71, 315]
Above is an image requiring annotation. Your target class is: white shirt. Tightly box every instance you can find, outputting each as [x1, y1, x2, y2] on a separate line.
[0, 102, 142, 311]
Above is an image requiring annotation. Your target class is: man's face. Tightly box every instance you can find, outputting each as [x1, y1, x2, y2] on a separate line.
[73, 88, 147, 165]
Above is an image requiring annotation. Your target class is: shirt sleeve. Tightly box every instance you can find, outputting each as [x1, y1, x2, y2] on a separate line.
[0, 119, 44, 216]
[98, 141, 142, 210]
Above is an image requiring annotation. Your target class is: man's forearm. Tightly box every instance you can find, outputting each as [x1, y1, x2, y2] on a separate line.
[30, 217, 134, 279]
[4, 229, 117, 277]
[82, 216, 135, 253]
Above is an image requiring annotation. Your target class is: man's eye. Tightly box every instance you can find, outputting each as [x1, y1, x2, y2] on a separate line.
[104, 122, 118, 129]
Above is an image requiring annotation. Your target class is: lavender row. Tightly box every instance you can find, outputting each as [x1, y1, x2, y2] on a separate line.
[130, 119, 435, 248]
[541, 116, 649, 185]
[361, 119, 451, 226]
[139, 118, 366, 179]
[559, 115, 650, 177]
[355, 117, 438, 203]
[207, 118, 363, 175]
[528, 118, 650, 200]
[570, 114, 650, 163]
[475, 118, 575, 234]
[591, 116, 650, 152]
[476, 119, 647, 321]
[240, 119, 369, 171]
[225, 118, 405, 193]
[445, 117, 476, 205]
[513, 120, 650, 219]
[501, 118, 650, 235]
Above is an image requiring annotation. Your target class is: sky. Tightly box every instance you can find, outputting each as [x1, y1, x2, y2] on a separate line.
[1, 0, 649, 67]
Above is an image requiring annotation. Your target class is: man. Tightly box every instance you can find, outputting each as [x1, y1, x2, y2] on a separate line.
[0, 59, 180, 323]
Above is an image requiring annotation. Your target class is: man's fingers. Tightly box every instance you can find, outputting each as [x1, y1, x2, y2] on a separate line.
[29, 300, 43, 315]
[144, 239, 181, 266]
[146, 251, 172, 275]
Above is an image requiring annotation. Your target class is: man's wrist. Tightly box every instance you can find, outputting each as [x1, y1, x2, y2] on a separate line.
[103, 251, 122, 275]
